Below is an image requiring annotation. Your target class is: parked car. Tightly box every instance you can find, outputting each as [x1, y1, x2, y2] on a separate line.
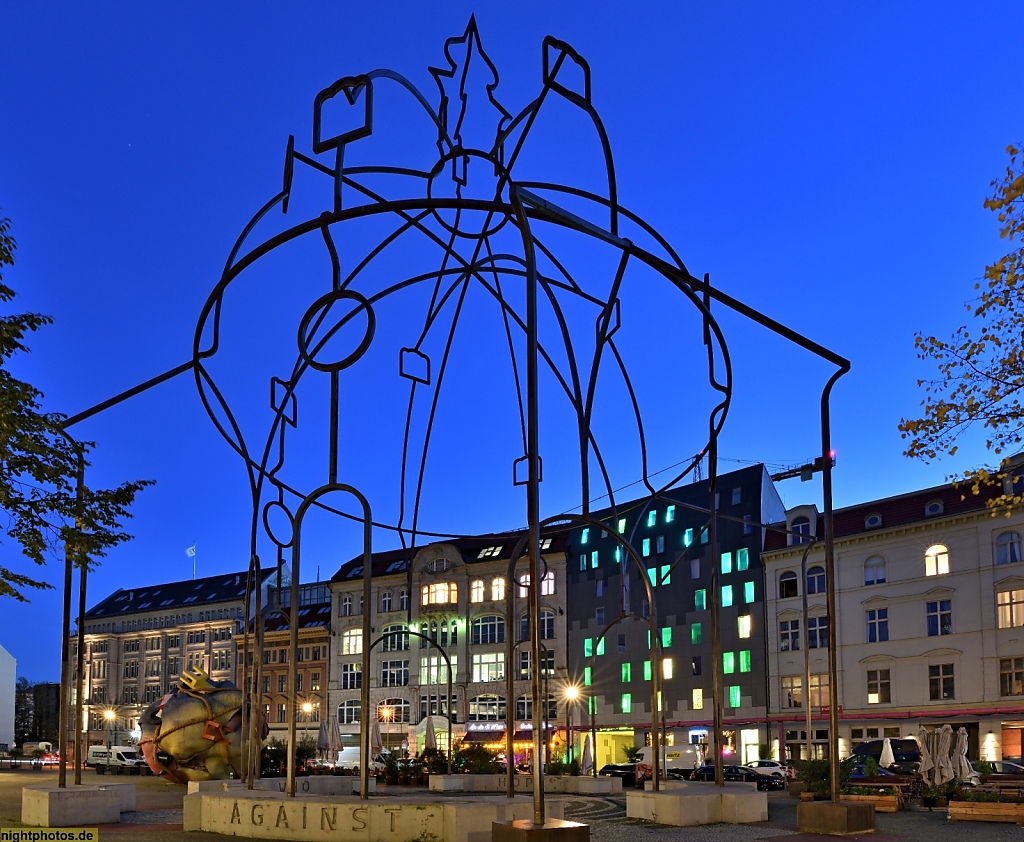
[850, 739, 921, 775]
[598, 763, 639, 782]
[847, 761, 900, 781]
[745, 759, 795, 779]
[985, 760, 1024, 776]
[689, 764, 785, 790]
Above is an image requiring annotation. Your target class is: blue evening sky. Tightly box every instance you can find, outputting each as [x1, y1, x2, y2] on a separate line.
[2, 3, 1023, 680]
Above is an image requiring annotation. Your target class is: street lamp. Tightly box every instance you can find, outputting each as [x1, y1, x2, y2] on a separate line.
[564, 686, 579, 764]
[103, 709, 117, 748]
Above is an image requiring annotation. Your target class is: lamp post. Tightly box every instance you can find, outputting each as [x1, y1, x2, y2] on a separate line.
[564, 685, 579, 764]
[103, 709, 117, 748]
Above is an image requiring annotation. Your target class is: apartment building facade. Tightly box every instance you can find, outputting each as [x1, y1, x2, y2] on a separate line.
[763, 482, 1024, 764]
[75, 567, 279, 748]
[564, 464, 786, 769]
[329, 535, 569, 762]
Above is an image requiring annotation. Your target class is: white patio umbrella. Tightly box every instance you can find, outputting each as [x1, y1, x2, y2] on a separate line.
[369, 717, 384, 758]
[879, 737, 896, 769]
[424, 715, 437, 751]
[936, 724, 955, 784]
[917, 727, 936, 786]
[581, 733, 594, 775]
[954, 727, 970, 782]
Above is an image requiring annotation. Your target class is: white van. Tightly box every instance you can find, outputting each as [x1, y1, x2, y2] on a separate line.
[632, 745, 703, 778]
[335, 747, 385, 772]
[90, 745, 148, 774]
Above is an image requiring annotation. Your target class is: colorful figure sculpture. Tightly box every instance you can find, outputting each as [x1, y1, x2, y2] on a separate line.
[138, 667, 264, 783]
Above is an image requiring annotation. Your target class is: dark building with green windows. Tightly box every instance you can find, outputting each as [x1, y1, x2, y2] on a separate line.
[564, 464, 784, 769]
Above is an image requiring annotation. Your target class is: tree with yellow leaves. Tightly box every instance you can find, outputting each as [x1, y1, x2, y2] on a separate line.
[899, 144, 1024, 504]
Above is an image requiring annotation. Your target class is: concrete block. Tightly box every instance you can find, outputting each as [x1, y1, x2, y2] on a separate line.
[720, 791, 768, 823]
[431, 774, 468, 792]
[797, 800, 876, 835]
[492, 818, 589, 842]
[626, 786, 767, 827]
[22, 784, 121, 827]
[183, 792, 203, 831]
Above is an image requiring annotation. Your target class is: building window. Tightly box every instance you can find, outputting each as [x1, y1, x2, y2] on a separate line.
[998, 588, 1024, 628]
[738, 615, 751, 638]
[809, 674, 830, 707]
[723, 652, 735, 674]
[807, 615, 828, 649]
[926, 600, 952, 636]
[866, 669, 891, 704]
[925, 544, 949, 576]
[642, 539, 650, 557]
[471, 615, 505, 645]
[647, 510, 657, 528]
[866, 608, 889, 642]
[399, 589, 409, 611]
[276, 703, 286, 723]
[621, 693, 632, 713]
[419, 619, 457, 648]
[380, 660, 409, 687]
[421, 582, 458, 605]
[695, 589, 706, 610]
[692, 656, 702, 676]
[519, 649, 554, 680]
[595, 607, 604, 627]
[520, 610, 555, 641]
[1000, 657, 1024, 696]
[683, 528, 693, 547]
[492, 577, 506, 600]
[728, 685, 741, 707]
[278, 674, 287, 693]
[928, 663, 955, 700]
[380, 590, 393, 612]
[779, 571, 798, 599]
[997, 532, 1022, 566]
[541, 572, 555, 595]
[732, 487, 742, 505]
[806, 565, 825, 594]
[666, 505, 675, 523]
[468, 696, 505, 721]
[419, 655, 455, 684]
[656, 536, 665, 554]
[780, 619, 800, 651]
[692, 688, 703, 710]
[743, 581, 755, 603]
[782, 675, 802, 708]
[691, 623, 702, 644]
[622, 662, 632, 682]
[471, 652, 504, 682]
[721, 585, 733, 607]
[864, 555, 886, 585]
[470, 580, 484, 603]
[340, 700, 360, 724]
[690, 559, 700, 579]
[382, 624, 410, 651]
[342, 595, 352, 616]
[342, 629, 362, 655]
[791, 517, 811, 545]
[721, 552, 733, 574]
[311, 672, 321, 691]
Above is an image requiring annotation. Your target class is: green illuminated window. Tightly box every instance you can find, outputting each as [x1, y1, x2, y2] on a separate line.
[661, 564, 671, 585]
[737, 548, 749, 571]
[614, 546, 622, 563]
[695, 589, 706, 611]
[700, 527, 708, 544]
[721, 552, 732, 574]
[729, 685, 741, 708]
[581, 527, 589, 544]
[647, 510, 657, 528]
[591, 550, 599, 568]
[584, 667, 592, 686]
[661, 627, 672, 648]
[621, 693, 632, 713]
[722, 585, 733, 607]
[723, 652, 735, 673]
[643, 660, 652, 680]
[691, 623, 702, 644]
[588, 696, 597, 714]
[584, 638, 592, 658]
[666, 505, 675, 523]
[739, 650, 751, 673]
[642, 538, 651, 557]
[617, 518, 626, 534]
[596, 637, 604, 656]
[683, 528, 694, 547]
[647, 567, 658, 586]
[622, 663, 631, 682]
[579, 554, 587, 571]
[744, 581, 755, 603]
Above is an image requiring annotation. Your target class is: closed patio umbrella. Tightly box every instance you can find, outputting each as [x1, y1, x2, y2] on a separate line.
[954, 727, 970, 782]
[581, 733, 594, 775]
[370, 717, 384, 758]
[936, 724, 955, 784]
[424, 716, 437, 751]
[879, 737, 896, 769]
[917, 727, 935, 786]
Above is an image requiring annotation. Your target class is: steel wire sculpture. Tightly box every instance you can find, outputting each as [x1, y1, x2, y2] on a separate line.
[63, 17, 849, 812]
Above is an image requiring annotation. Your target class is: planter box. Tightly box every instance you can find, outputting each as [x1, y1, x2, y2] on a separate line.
[948, 800, 1024, 823]
[797, 801, 875, 835]
[842, 794, 901, 813]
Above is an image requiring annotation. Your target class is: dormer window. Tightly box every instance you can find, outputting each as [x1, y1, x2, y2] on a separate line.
[924, 500, 945, 518]
[427, 557, 454, 572]
[864, 513, 883, 529]
[790, 517, 811, 545]
[477, 546, 501, 559]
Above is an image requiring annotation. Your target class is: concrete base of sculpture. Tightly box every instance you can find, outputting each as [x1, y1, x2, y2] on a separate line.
[430, 775, 620, 795]
[189, 777, 377, 796]
[493, 818, 589, 842]
[22, 782, 136, 827]
[184, 787, 565, 842]
[797, 801, 875, 835]
[626, 782, 767, 826]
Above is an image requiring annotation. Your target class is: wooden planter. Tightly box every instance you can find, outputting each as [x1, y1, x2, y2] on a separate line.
[948, 800, 1024, 822]
[842, 794, 901, 813]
